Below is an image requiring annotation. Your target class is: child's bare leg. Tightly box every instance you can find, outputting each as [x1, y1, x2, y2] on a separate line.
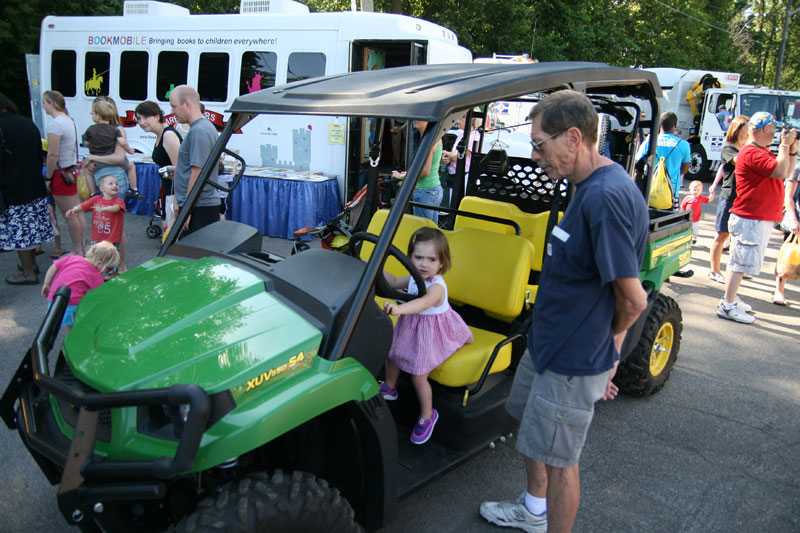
[118, 232, 127, 273]
[410, 373, 433, 420]
[384, 359, 401, 389]
[126, 160, 138, 190]
[84, 168, 97, 195]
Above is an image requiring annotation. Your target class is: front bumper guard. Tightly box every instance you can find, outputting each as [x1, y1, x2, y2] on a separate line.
[0, 286, 210, 526]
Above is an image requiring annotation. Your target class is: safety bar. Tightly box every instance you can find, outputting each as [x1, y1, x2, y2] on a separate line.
[463, 333, 524, 405]
[408, 202, 522, 235]
[30, 286, 210, 480]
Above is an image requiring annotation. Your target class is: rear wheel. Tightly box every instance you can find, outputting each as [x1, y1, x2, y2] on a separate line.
[615, 293, 682, 397]
[176, 470, 360, 532]
[688, 143, 709, 181]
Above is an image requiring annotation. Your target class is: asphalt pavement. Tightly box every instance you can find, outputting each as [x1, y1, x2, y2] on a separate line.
[0, 199, 798, 532]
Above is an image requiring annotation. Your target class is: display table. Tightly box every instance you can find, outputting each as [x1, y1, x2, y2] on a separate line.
[130, 162, 342, 239]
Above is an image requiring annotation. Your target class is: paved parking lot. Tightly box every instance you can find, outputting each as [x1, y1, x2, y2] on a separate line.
[0, 203, 798, 532]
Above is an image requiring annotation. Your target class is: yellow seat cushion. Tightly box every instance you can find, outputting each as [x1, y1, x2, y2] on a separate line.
[429, 326, 512, 387]
[443, 227, 533, 320]
[455, 196, 562, 272]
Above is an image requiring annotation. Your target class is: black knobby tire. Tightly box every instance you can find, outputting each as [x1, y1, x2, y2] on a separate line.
[176, 470, 361, 533]
[596, 113, 611, 155]
[615, 293, 682, 397]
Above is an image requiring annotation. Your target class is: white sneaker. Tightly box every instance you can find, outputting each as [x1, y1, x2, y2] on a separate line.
[717, 302, 755, 324]
[735, 297, 752, 313]
[479, 494, 547, 533]
[707, 271, 725, 284]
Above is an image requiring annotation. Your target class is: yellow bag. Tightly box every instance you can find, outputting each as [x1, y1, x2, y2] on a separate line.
[77, 172, 90, 201]
[776, 234, 800, 280]
[648, 157, 674, 209]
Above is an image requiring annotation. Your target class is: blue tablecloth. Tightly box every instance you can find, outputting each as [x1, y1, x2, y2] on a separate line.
[227, 174, 342, 239]
[131, 162, 342, 239]
[128, 162, 162, 216]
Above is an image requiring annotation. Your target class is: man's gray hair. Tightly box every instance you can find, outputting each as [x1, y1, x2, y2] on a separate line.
[528, 90, 598, 145]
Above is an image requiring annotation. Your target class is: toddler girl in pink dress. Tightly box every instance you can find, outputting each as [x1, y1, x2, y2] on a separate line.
[380, 227, 472, 444]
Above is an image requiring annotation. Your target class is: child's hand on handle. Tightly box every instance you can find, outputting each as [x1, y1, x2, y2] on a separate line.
[384, 301, 401, 316]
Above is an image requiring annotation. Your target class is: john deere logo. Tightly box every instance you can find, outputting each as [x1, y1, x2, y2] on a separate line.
[245, 352, 313, 392]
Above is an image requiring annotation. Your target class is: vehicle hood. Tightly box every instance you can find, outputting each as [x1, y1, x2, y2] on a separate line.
[63, 257, 322, 394]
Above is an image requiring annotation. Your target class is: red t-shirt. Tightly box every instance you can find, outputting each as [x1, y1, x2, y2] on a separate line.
[731, 144, 785, 221]
[80, 195, 126, 243]
[47, 254, 104, 306]
[680, 194, 710, 222]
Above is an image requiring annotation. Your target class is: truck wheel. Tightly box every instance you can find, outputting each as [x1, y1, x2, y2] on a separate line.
[688, 144, 709, 181]
[615, 293, 682, 397]
[176, 470, 360, 532]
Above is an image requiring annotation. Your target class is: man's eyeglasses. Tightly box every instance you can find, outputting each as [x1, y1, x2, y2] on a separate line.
[530, 130, 565, 152]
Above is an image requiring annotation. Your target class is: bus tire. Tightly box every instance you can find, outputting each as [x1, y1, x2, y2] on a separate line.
[177, 470, 360, 533]
[615, 293, 681, 397]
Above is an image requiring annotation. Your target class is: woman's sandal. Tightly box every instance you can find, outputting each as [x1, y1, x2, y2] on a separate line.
[50, 250, 66, 259]
[772, 295, 789, 306]
[6, 274, 39, 286]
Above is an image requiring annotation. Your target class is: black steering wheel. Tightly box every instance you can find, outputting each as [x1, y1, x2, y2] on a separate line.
[349, 232, 426, 302]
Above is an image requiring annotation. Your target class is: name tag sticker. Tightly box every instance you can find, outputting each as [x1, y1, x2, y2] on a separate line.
[552, 226, 570, 242]
[547, 242, 552, 256]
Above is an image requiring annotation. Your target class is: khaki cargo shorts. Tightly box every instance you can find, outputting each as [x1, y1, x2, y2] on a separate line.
[727, 214, 774, 276]
[507, 353, 610, 468]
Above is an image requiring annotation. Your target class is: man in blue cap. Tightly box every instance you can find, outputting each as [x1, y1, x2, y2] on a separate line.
[717, 111, 797, 323]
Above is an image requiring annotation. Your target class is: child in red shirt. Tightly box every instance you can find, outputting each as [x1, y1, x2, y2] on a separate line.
[67, 174, 125, 246]
[41, 241, 120, 333]
[681, 180, 715, 244]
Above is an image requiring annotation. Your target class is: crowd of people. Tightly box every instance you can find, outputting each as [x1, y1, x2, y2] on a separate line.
[1, 85, 222, 306]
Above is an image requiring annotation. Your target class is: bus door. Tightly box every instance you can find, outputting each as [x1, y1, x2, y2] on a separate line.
[346, 40, 427, 200]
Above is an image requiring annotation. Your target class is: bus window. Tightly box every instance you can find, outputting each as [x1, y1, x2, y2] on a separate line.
[120, 51, 148, 101]
[157, 51, 189, 101]
[240, 51, 277, 95]
[51, 50, 77, 98]
[84, 52, 110, 97]
[287, 52, 326, 84]
[198, 52, 229, 102]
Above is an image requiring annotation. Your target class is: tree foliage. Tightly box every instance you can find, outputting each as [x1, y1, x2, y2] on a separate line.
[3, 0, 800, 117]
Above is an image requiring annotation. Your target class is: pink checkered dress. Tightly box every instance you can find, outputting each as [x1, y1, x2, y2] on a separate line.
[388, 275, 473, 376]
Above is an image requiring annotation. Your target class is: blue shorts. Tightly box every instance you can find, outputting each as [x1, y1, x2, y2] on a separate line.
[94, 166, 129, 198]
[46, 301, 78, 327]
[715, 197, 733, 233]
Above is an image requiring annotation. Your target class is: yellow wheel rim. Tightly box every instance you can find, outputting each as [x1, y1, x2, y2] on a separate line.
[649, 322, 674, 376]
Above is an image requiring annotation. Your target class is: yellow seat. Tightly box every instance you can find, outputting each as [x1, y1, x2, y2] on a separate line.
[455, 197, 562, 305]
[362, 210, 533, 389]
[429, 326, 512, 387]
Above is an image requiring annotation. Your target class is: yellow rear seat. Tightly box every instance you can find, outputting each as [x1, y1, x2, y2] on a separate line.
[362, 209, 533, 388]
[454, 196, 563, 304]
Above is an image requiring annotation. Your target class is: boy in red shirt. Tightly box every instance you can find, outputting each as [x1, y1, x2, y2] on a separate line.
[680, 180, 714, 244]
[67, 174, 125, 246]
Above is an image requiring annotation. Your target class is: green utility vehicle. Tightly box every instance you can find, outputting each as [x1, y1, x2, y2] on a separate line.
[1, 63, 691, 532]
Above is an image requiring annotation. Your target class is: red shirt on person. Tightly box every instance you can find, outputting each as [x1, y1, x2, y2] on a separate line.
[732, 143, 785, 221]
[680, 194, 710, 222]
[78, 195, 126, 243]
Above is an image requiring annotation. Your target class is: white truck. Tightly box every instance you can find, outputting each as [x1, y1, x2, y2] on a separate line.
[28, 0, 471, 200]
[645, 67, 800, 180]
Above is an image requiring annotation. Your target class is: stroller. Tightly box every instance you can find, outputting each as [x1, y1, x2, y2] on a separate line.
[146, 181, 174, 240]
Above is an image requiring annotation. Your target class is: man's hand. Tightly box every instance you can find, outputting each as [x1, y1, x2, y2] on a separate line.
[602, 360, 620, 401]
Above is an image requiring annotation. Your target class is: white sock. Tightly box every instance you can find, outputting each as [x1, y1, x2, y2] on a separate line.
[524, 491, 546, 516]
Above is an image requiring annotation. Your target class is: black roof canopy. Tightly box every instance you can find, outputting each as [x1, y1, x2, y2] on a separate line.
[228, 62, 662, 122]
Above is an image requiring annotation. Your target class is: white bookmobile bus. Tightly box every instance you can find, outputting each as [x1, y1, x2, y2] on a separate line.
[31, 0, 471, 198]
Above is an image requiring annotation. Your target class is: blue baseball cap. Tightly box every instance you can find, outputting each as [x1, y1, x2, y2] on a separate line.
[749, 111, 783, 129]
